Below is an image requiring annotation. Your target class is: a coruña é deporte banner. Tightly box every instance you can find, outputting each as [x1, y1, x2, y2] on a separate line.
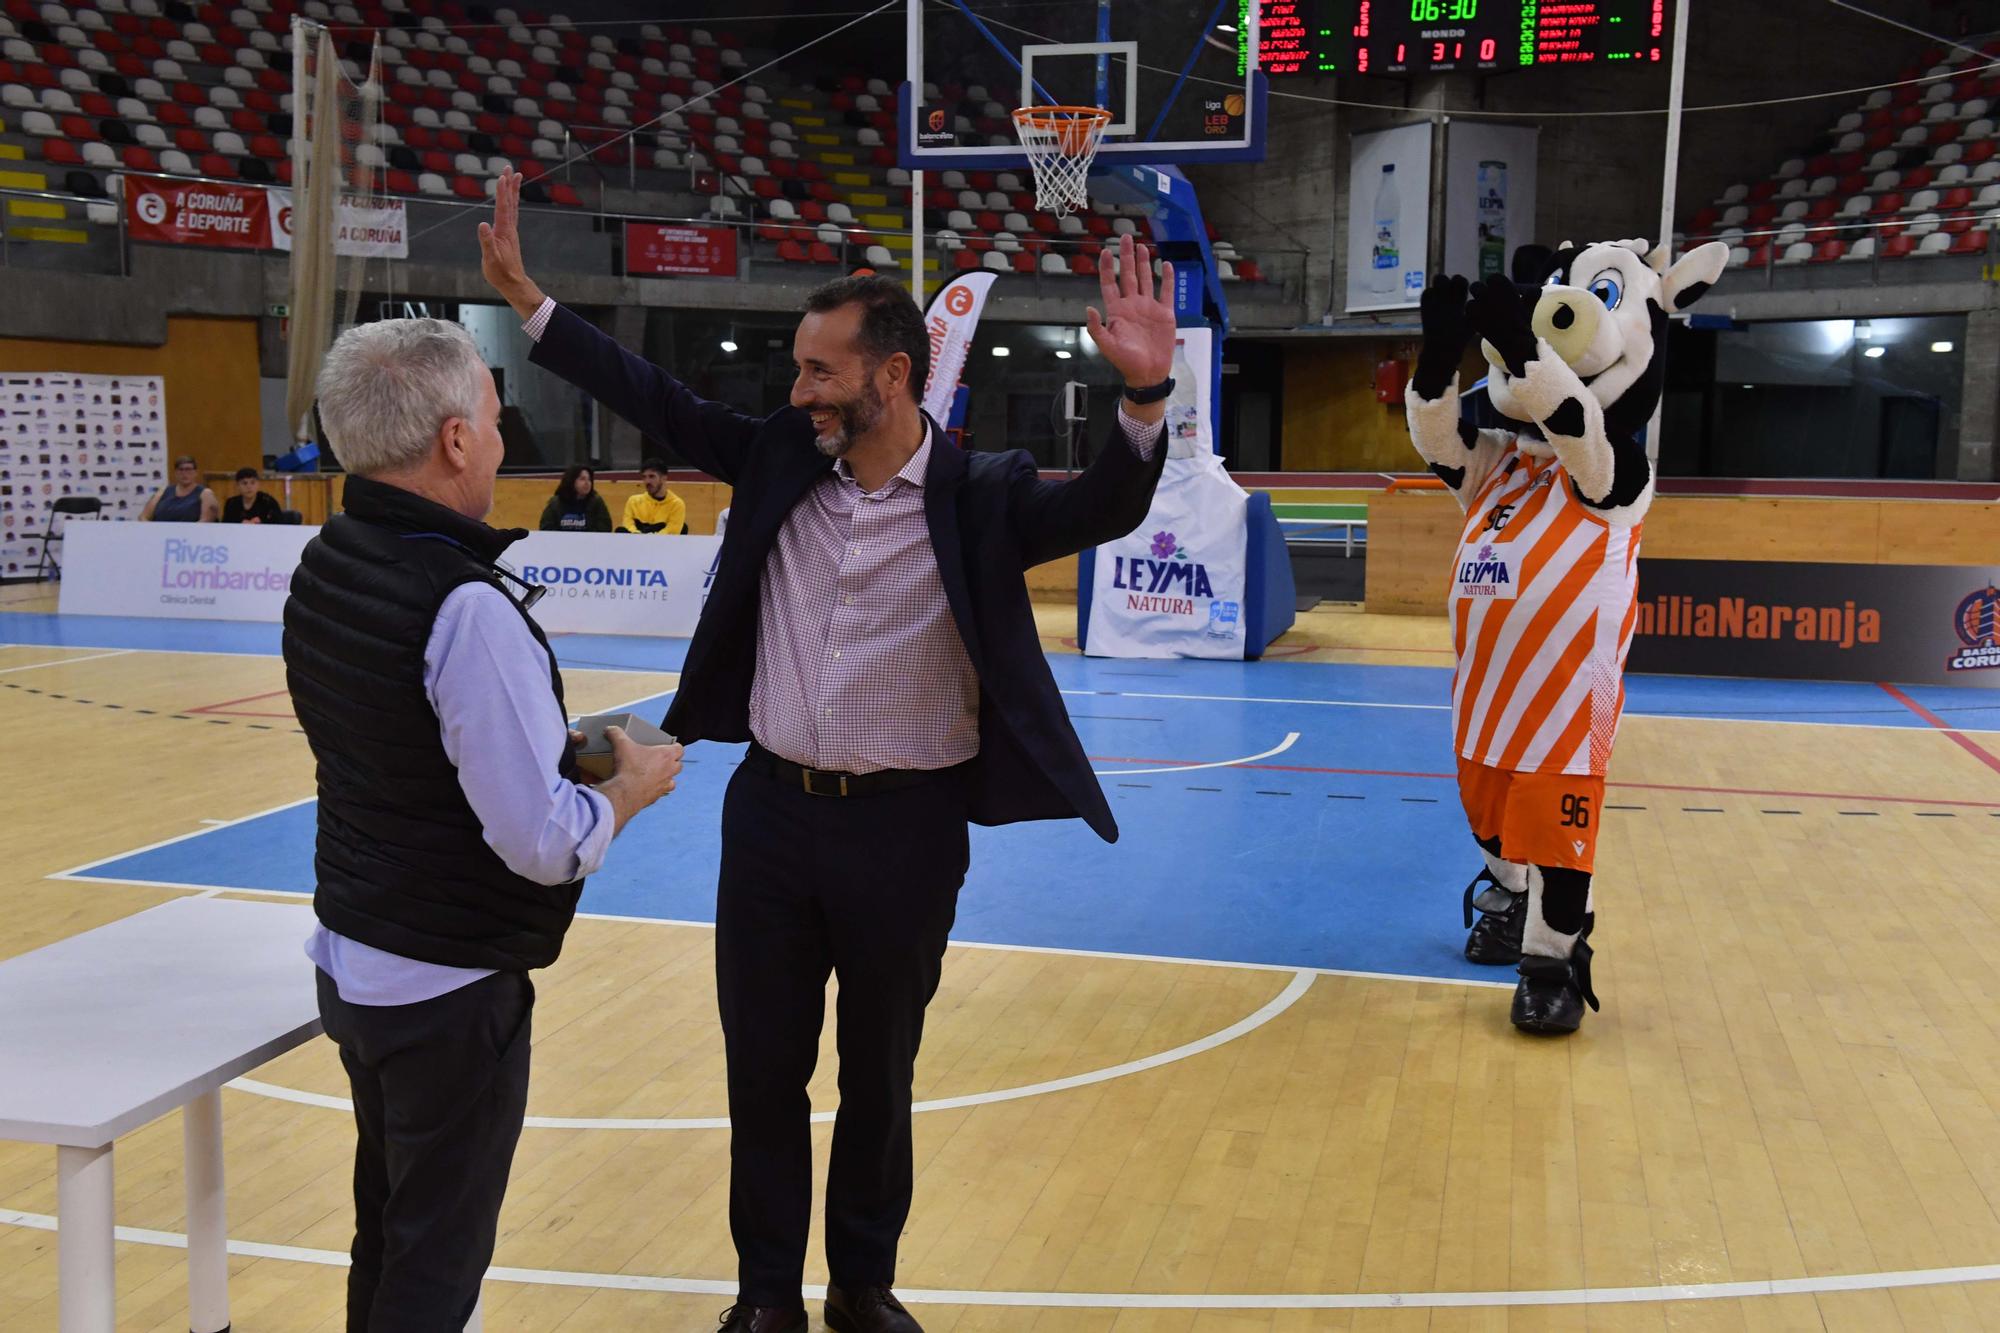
[127, 176, 407, 258]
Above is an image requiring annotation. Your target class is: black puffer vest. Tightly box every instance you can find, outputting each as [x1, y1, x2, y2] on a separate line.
[283, 474, 583, 971]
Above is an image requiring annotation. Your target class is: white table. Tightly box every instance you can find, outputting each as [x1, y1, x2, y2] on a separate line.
[0, 896, 322, 1333]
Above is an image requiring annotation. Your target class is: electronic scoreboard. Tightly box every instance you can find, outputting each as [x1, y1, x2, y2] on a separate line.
[1251, 2, 1670, 77]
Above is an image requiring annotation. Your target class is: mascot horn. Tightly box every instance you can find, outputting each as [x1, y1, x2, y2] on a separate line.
[1403, 236, 1729, 1035]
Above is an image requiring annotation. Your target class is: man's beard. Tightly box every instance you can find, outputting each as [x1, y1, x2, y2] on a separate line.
[811, 383, 885, 459]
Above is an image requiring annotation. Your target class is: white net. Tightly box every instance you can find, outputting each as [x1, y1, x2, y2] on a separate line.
[286, 20, 383, 443]
[1012, 106, 1111, 215]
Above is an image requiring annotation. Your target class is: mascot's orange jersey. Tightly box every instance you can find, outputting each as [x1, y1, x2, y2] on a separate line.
[1448, 443, 1640, 778]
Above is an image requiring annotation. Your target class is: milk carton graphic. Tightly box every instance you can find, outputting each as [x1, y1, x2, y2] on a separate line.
[1368, 163, 1400, 296]
[1477, 159, 1507, 280]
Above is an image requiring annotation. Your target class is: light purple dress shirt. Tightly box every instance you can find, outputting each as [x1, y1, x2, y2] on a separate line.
[307, 580, 615, 1005]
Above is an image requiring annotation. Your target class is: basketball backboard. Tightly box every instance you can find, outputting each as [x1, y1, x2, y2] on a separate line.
[901, 0, 1266, 170]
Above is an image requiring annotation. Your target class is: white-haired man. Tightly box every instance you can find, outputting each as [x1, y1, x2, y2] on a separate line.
[283, 318, 684, 1331]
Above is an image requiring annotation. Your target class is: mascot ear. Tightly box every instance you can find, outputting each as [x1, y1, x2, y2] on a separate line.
[1510, 243, 1555, 286]
[1661, 241, 1730, 313]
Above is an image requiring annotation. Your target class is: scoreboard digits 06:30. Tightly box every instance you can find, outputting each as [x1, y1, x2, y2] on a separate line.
[1252, 2, 1670, 77]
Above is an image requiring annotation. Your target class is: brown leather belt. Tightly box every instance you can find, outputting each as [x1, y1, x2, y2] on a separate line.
[743, 742, 957, 798]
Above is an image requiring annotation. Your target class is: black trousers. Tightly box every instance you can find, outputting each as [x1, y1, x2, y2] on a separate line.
[315, 967, 534, 1333]
[717, 758, 970, 1307]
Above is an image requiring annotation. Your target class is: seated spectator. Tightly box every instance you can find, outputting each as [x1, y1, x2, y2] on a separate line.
[142, 455, 220, 523]
[539, 464, 613, 532]
[223, 467, 285, 524]
[619, 456, 688, 534]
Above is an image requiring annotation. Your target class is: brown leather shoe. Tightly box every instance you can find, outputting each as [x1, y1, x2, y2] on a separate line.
[824, 1284, 923, 1333]
[717, 1303, 807, 1332]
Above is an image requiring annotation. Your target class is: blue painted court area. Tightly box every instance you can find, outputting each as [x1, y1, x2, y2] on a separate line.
[36, 612, 1997, 984]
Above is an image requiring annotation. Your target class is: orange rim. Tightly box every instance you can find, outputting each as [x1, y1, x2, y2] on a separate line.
[1011, 105, 1114, 132]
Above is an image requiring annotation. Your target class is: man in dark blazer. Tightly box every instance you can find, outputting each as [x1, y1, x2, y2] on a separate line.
[479, 170, 1176, 1333]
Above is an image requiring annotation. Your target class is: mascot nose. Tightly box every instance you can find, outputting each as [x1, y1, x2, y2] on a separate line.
[1532, 286, 1602, 368]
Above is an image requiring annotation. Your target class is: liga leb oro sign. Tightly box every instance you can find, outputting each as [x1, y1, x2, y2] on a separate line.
[625, 221, 738, 276]
[1627, 558, 2000, 687]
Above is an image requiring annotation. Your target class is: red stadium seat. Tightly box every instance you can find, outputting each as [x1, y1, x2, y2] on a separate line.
[1901, 165, 1934, 191]
[200, 153, 236, 178]
[1949, 229, 1990, 256]
[777, 238, 812, 262]
[175, 127, 207, 153]
[808, 240, 837, 263]
[953, 248, 981, 271]
[1880, 234, 1915, 258]
[1810, 240, 1845, 263]
[1068, 252, 1097, 276]
[387, 168, 417, 194]
[1238, 259, 1264, 282]
[249, 134, 284, 160]
[42, 137, 85, 165]
[231, 109, 263, 134]
[59, 115, 97, 141]
[452, 175, 484, 200]
[122, 145, 160, 172]
[1011, 251, 1036, 273]
[549, 182, 583, 206]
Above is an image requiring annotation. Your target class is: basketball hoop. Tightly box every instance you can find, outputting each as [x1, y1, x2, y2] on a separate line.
[1012, 105, 1112, 215]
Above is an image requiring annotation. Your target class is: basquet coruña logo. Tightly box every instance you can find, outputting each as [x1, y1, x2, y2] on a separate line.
[1948, 585, 2000, 672]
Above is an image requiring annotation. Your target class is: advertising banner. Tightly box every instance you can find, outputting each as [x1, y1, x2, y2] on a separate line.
[919, 271, 997, 426]
[1443, 121, 1538, 283]
[625, 222, 739, 276]
[58, 523, 724, 638]
[128, 179, 408, 258]
[127, 177, 271, 250]
[1346, 122, 1432, 313]
[1627, 559, 2000, 687]
[269, 188, 410, 259]
[0, 372, 167, 578]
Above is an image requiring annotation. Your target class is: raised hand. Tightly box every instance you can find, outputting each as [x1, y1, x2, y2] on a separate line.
[477, 169, 547, 320]
[1084, 232, 1177, 394]
[1411, 273, 1472, 400]
[1466, 277, 1538, 378]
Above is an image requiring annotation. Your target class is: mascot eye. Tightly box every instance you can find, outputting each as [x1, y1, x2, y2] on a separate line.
[1589, 275, 1622, 309]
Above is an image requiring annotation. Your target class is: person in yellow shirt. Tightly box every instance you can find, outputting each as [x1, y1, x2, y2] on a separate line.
[620, 456, 688, 534]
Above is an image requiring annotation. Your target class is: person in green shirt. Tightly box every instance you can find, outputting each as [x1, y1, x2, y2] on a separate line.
[620, 456, 688, 534]
[539, 464, 613, 532]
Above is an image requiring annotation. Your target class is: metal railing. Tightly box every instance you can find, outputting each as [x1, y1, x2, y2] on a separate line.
[1690, 204, 2000, 288]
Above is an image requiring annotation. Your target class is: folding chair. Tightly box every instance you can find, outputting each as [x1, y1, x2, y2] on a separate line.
[33, 495, 103, 581]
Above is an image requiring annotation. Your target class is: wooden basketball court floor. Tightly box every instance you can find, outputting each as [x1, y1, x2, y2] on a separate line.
[4, 588, 2000, 1332]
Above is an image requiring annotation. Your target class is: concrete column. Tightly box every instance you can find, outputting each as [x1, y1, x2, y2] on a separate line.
[597, 305, 648, 467]
[1961, 307, 2000, 482]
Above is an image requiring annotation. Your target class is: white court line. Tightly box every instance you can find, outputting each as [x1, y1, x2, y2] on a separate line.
[47, 877, 1516, 993]
[1057, 687, 2000, 735]
[49, 795, 321, 881]
[0, 647, 134, 674]
[226, 970, 1318, 1130]
[4, 1205, 1999, 1309]
[1092, 730, 1299, 775]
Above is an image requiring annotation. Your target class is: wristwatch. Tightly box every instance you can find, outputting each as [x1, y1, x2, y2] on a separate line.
[1122, 376, 1175, 405]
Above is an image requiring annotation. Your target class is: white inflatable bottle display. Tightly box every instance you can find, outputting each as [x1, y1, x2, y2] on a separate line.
[1084, 333, 1251, 659]
[1368, 163, 1400, 296]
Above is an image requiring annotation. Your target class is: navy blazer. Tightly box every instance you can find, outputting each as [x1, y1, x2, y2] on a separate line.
[529, 303, 1167, 842]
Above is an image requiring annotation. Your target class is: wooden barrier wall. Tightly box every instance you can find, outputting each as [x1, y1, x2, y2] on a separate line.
[1365, 491, 2000, 615]
[0, 319, 265, 476]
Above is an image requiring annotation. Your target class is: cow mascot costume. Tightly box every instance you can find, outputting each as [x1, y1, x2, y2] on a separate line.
[1404, 237, 1728, 1035]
